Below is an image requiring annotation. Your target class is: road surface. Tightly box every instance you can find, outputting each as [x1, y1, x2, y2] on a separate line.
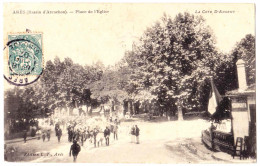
[5, 118, 247, 163]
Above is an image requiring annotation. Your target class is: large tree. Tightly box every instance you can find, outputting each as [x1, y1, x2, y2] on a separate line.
[124, 13, 231, 119]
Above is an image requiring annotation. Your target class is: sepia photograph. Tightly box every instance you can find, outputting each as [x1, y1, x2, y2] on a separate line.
[2, 2, 256, 164]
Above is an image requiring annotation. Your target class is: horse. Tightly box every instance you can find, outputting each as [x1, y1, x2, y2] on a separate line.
[89, 130, 104, 147]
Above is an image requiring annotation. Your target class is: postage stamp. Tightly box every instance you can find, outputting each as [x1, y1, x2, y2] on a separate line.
[4, 32, 43, 86]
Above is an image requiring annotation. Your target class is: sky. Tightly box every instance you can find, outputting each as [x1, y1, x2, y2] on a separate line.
[3, 3, 255, 66]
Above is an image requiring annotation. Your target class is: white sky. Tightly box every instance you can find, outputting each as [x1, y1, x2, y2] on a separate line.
[3, 3, 255, 66]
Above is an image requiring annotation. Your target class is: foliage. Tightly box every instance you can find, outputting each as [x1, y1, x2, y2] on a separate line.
[4, 13, 255, 120]
[231, 34, 255, 85]
[124, 13, 230, 115]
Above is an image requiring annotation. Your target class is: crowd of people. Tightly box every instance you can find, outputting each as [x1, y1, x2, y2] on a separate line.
[6, 112, 142, 163]
[65, 116, 121, 162]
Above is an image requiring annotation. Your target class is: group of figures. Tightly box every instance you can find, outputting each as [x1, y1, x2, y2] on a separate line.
[7, 114, 142, 163]
[67, 117, 120, 162]
[67, 117, 120, 146]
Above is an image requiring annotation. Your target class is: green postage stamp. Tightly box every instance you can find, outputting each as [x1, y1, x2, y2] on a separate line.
[4, 32, 43, 85]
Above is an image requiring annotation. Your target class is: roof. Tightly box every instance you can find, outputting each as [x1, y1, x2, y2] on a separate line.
[226, 84, 255, 96]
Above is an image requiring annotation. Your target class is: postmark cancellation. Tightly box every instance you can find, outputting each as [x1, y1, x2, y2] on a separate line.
[4, 32, 43, 86]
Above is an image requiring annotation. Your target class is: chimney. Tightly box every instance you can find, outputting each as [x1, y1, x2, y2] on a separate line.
[236, 59, 247, 91]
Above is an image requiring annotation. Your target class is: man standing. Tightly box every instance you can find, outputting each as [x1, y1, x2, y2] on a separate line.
[47, 130, 51, 141]
[93, 128, 98, 147]
[113, 125, 118, 140]
[69, 140, 81, 162]
[135, 125, 140, 144]
[23, 130, 27, 143]
[67, 125, 72, 142]
[104, 126, 110, 146]
[42, 132, 46, 142]
[56, 127, 62, 143]
[55, 123, 59, 135]
[130, 125, 135, 143]
[80, 131, 84, 146]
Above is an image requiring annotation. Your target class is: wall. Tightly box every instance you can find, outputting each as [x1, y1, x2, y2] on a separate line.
[232, 111, 249, 142]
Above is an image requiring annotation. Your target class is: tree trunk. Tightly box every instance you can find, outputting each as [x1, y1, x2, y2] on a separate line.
[178, 106, 183, 121]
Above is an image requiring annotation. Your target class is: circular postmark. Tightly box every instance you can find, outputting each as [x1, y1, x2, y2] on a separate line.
[3, 33, 43, 86]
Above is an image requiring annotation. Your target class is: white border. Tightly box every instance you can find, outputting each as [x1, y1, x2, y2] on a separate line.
[0, 1, 258, 166]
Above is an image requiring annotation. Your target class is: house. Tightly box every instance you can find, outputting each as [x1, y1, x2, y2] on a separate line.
[226, 59, 256, 157]
[202, 59, 256, 158]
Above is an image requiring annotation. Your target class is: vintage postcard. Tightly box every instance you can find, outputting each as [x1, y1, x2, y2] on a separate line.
[3, 3, 256, 164]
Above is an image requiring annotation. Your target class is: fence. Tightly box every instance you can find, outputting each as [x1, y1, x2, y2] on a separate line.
[202, 129, 234, 155]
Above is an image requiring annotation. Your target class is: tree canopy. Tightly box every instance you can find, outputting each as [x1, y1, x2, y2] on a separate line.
[4, 12, 255, 120]
[122, 13, 237, 116]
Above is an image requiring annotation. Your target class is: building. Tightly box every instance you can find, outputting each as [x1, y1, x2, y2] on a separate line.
[202, 59, 256, 158]
[226, 59, 256, 158]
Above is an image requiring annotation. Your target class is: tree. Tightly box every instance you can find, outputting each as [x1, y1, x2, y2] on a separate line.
[124, 12, 229, 119]
[231, 34, 255, 85]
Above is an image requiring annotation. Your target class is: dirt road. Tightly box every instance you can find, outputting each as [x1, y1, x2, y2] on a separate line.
[5, 119, 238, 163]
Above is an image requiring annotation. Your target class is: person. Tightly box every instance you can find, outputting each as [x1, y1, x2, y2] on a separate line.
[81, 130, 87, 146]
[113, 125, 118, 140]
[56, 128, 62, 143]
[55, 123, 60, 135]
[68, 128, 73, 142]
[104, 126, 110, 146]
[80, 131, 84, 146]
[74, 130, 80, 142]
[36, 129, 42, 140]
[210, 122, 216, 131]
[31, 126, 36, 137]
[47, 130, 51, 141]
[130, 125, 135, 143]
[114, 117, 120, 125]
[135, 125, 140, 144]
[42, 132, 46, 142]
[67, 125, 72, 142]
[93, 128, 98, 147]
[209, 122, 216, 137]
[4, 144, 7, 161]
[69, 140, 81, 162]
[23, 130, 27, 143]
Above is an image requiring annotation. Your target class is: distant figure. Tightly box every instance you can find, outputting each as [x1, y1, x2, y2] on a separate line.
[23, 130, 27, 143]
[69, 140, 81, 162]
[115, 117, 120, 125]
[81, 130, 87, 146]
[31, 126, 37, 137]
[104, 127, 110, 146]
[80, 131, 84, 146]
[56, 128, 62, 143]
[4, 144, 7, 161]
[42, 132, 46, 142]
[210, 122, 216, 130]
[55, 123, 60, 135]
[47, 130, 51, 141]
[113, 125, 118, 140]
[36, 129, 41, 140]
[93, 128, 98, 147]
[135, 125, 140, 144]
[68, 127, 73, 142]
[130, 125, 135, 143]
[210, 122, 216, 136]
[94, 129, 103, 147]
